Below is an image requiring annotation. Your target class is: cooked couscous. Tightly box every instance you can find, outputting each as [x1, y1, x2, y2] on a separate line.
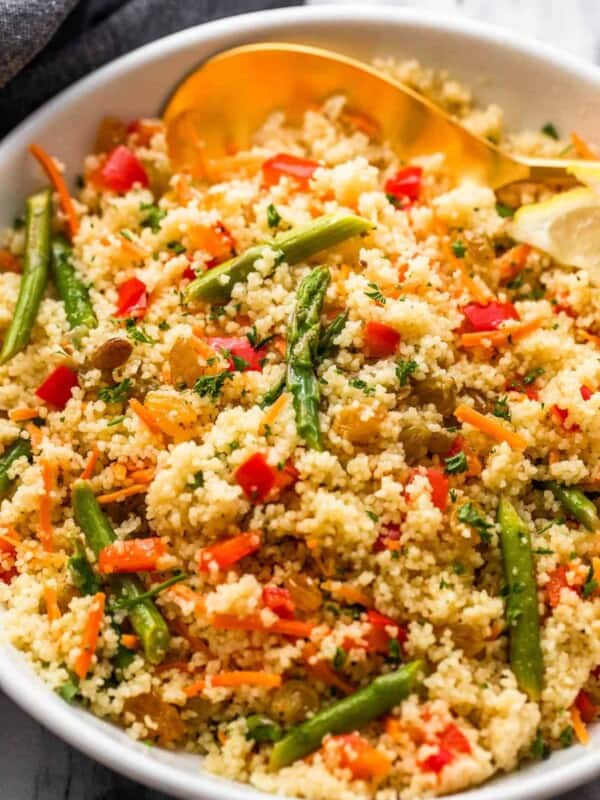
[1, 58, 600, 800]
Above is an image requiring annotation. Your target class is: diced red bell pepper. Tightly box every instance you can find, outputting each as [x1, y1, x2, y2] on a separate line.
[273, 460, 299, 493]
[96, 145, 148, 193]
[98, 537, 167, 575]
[439, 723, 472, 755]
[235, 453, 277, 503]
[364, 320, 401, 358]
[262, 586, 295, 619]
[592, 665, 600, 680]
[462, 301, 520, 332]
[419, 747, 454, 774]
[0, 538, 17, 584]
[551, 405, 580, 433]
[373, 522, 401, 553]
[197, 531, 261, 572]
[410, 467, 449, 512]
[385, 166, 422, 206]
[262, 153, 319, 187]
[575, 689, 599, 723]
[115, 277, 147, 318]
[547, 565, 571, 608]
[208, 336, 266, 372]
[36, 365, 79, 410]
[581, 385, 593, 401]
[328, 734, 392, 781]
[366, 608, 407, 652]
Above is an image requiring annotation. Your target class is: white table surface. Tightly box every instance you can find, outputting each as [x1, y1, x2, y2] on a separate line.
[4, 1, 600, 798]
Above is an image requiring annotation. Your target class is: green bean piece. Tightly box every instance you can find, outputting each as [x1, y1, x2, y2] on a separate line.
[270, 660, 423, 769]
[544, 481, 600, 532]
[317, 311, 348, 361]
[186, 214, 371, 303]
[72, 481, 169, 664]
[497, 497, 543, 700]
[51, 236, 97, 341]
[0, 439, 32, 499]
[286, 267, 330, 450]
[0, 190, 52, 364]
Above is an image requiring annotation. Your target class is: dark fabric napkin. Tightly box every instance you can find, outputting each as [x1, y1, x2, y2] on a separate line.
[0, 0, 301, 138]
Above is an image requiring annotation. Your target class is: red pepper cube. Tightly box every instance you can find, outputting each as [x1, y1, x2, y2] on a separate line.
[0, 538, 17, 584]
[364, 321, 401, 358]
[575, 689, 598, 723]
[439, 723, 472, 755]
[208, 336, 266, 372]
[97, 145, 149, 193]
[462, 301, 519, 332]
[409, 467, 449, 512]
[197, 531, 262, 572]
[581, 385, 593, 401]
[36, 365, 79, 410]
[235, 453, 277, 503]
[385, 165, 422, 205]
[115, 277, 147, 318]
[262, 586, 295, 619]
[419, 747, 454, 774]
[262, 153, 319, 188]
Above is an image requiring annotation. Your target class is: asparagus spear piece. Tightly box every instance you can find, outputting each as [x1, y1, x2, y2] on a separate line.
[286, 267, 330, 450]
[0, 439, 32, 499]
[0, 190, 52, 364]
[270, 660, 423, 768]
[51, 236, 97, 341]
[72, 481, 169, 664]
[544, 481, 600, 532]
[186, 213, 371, 303]
[497, 497, 543, 700]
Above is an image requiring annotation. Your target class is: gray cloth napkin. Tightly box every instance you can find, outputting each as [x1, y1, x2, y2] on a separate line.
[0, 0, 301, 138]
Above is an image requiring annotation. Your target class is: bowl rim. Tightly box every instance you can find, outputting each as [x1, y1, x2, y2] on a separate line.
[2, 5, 600, 799]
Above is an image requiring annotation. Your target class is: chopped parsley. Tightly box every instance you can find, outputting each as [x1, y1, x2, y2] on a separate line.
[246, 325, 274, 351]
[107, 415, 125, 427]
[166, 240, 186, 255]
[583, 564, 598, 598]
[266, 203, 282, 228]
[396, 359, 418, 386]
[332, 647, 347, 670]
[541, 122, 559, 140]
[349, 377, 375, 395]
[57, 674, 80, 704]
[451, 240, 466, 258]
[530, 731, 551, 760]
[492, 395, 511, 421]
[158, 320, 170, 331]
[523, 367, 545, 385]
[125, 318, 156, 345]
[189, 471, 204, 489]
[559, 726, 574, 748]
[386, 193, 400, 207]
[534, 547, 554, 555]
[387, 638, 402, 664]
[366, 510, 379, 522]
[246, 715, 283, 744]
[458, 502, 493, 543]
[365, 282, 386, 305]
[140, 203, 166, 233]
[193, 371, 233, 400]
[453, 561, 466, 575]
[119, 228, 133, 241]
[112, 572, 187, 609]
[496, 201, 516, 218]
[98, 378, 133, 404]
[444, 451, 467, 475]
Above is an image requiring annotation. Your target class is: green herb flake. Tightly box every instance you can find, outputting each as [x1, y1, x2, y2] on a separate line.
[365, 282, 386, 305]
[246, 325, 274, 351]
[444, 451, 467, 475]
[496, 202, 516, 218]
[541, 122, 559, 140]
[98, 378, 133, 405]
[453, 561, 466, 575]
[189, 471, 204, 489]
[366, 510, 379, 522]
[332, 647, 347, 670]
[349, 377, 375, 395]
[387, 638, 402, 664]
[193, 371, 233, 400]
[57, 675, 80, 704]
[107, 415, 126, 427]
[530, 731, 551, 760]
[458, 502, 493, 543]
[492, 395, 511, 421]
[396, 359, 418, 386]
[451, 240, 466, 259]
[559, 726, 574, 748]
[119, 228, 133, 241]
[266, 203, 282, 229]
[166, 240, 186, 255]
[246, 715, 283, 744]
[140, 203, 166, 233]
[125, 318, 156, 345]
[583, 564, 599, 598]
[523, 367, 545, 385]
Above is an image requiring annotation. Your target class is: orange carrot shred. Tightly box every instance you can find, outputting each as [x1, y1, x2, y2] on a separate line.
[120, 634, 140, 650]
[461, 317, 543, 349]
[29, 144, 79, 239]
[26, 422, 43, 448]
[570, 131, 599, 160]
[167, 583, 206, 614]
[81, 444, 100, 480]
[184, 671, 282, 698]
[9, 408, 39, 422]
[96, 484, 148, 504]
[455, 404, 527, 450]
[258, 393, 288, 436]
[38, 460, 55, 551]
[119, 233, 149, 260]
[571, 705, 590, 744]
[129, 398, 163, 436]
[43, 585, 61, 622]
[497, 244, 531, 282]
[74, 592, 106, 680]
[209, 613, 314, 639]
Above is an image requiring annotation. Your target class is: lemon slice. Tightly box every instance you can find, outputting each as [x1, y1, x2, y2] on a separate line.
[567, 163, 600, 195]
[508, 187, 600, 282]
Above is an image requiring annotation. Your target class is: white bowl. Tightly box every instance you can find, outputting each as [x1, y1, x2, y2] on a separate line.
[1, 6, 600, 799]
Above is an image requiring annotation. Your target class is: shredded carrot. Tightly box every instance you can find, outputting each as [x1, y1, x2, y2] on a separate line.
[384, 717, 403, 740]
[96, 484, 147, 504]
[184, 671, 282, 698]
[0, 527, 20, 548]
[29, 144, 79, 239]
[445, 243, 490, 303]
[128, 467, 155, 483]
[167, 583, 206, 614]
[497, 244, 531, 282]
[0, 249, 20, 273]
[454, 404, 527, 450]
[26, 422, 43, 448]
[580, 330, 600, 349]
[592, 558, 600, 593]
[571, 705, 590, 744]
[549, 450, 560, 465]
[9, 408, 39, 422]
[570, 131, 599, 160]
[209, 613, 314, 639]
[119, 233, 149, 260]
[81, 444, 100, 480]
[258, 393, 288, 436]
[326, 583, 373, 608]
[74, 592, 106, 679]
[129, 398, 163, 436]
[120, 634, 139, 650]
[461, 317, 543, 349]
[38, 460, 55, 551]
[43, 585, 61, 622]
[303, 643, 354, 695]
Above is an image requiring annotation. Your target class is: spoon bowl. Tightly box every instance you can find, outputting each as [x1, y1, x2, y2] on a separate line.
[163, 42, 587, 188]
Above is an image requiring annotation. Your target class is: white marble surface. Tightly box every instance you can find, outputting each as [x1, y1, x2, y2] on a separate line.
[4, 1, 600, 798]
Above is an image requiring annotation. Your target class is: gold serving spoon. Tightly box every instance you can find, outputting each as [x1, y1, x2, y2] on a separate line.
[163, 42, 588, 188]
